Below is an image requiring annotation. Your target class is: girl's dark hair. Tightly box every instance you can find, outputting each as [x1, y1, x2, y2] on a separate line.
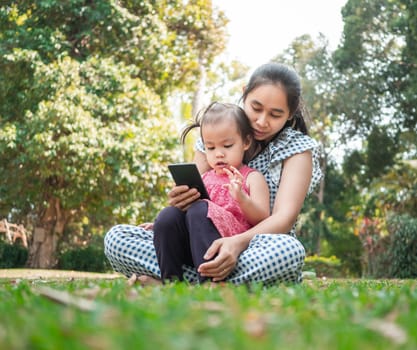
[241, 62, 310, 135]
[181, 102, 253, 145]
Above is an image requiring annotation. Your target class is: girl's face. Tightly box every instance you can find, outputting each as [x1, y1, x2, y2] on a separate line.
[243, 84, 291, 142]
[202, 118, 250, 175]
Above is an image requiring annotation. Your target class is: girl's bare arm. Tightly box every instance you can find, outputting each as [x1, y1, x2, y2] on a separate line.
[233, 170, 270, 225]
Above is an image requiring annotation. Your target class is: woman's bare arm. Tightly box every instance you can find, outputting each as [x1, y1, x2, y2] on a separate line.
[193, 150, 211, 174]
[236, 150, 312, 243]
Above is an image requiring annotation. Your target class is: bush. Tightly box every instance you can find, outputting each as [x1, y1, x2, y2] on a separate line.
[0, 240, 28, 268]
[326, 228, 363, 277]
[303, 255, 343, 278]
[58, 245, 111, 273]
[386, 214, 417, 278]
[360, 214, 417, 278]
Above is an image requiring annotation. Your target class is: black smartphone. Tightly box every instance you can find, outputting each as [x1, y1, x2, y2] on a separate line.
[168, 163, 210, 200]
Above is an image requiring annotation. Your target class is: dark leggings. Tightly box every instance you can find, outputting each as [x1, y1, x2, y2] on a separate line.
[153, 200, 221, 283]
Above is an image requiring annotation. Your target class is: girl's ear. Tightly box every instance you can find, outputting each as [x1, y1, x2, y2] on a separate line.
[242, 85, 247, 93]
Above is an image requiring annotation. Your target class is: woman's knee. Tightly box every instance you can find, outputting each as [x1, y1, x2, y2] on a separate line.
[249, 234, 305, 268]
[104, 224, 123, 249]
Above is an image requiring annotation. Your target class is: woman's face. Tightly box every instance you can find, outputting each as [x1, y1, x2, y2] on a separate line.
[243, 83, 291, 142]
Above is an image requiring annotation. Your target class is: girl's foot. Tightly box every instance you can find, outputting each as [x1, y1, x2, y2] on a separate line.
[127, 273, 138, 286]
[137, 275, 162, 286]
[127, 273, 162, 286]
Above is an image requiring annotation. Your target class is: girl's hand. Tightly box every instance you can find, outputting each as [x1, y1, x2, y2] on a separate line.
[168, 185, 201, 210]
[223, 166, 245, 201]
[197, 235, 247, 282]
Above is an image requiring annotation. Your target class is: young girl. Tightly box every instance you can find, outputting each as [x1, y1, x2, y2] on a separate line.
[104, 62, 322, 286]
[153, 102, 270, 282]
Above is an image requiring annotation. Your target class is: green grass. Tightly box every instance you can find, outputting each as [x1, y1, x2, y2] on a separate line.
[0, 278, 416, 350]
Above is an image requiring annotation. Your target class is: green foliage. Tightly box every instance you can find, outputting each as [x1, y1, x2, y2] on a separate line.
[0, 51, 177, 225]
[56, 221, 111, 272]
[386, 214, 417, 278]
[297, 198, 327, 255]
[58, 245, 111, 273]
[387, 0, 417, 130]
[323, 162, 360, 221]
[365, 126, 399, 181]
[275, 9, 417, 280]
[325, 222, 363, 277]
[0, 0, 228, 96]
[334, 0, 416, 134]
[0, 240, 28, 268]
[303, 255, 343, 278]
[359, 214, 417, 278]
[0, 0, 228, 234]
[367, 162, 417, 217]
[340, 126, 400, 187]
[0, 279, 416, 349]
[298, 162, 362, 277]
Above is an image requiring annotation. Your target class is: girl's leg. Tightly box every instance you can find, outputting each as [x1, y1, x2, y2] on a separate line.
[185, 201, 222, 282]
[104, 223, 199, 283]
[153, 206, 194, 282]
[226, 234, 306, 286]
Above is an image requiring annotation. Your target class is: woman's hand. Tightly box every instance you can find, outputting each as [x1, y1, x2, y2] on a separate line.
[168, 185, 201, 210]
[139, 222, 154, 230]
[197, 235, 248, 282]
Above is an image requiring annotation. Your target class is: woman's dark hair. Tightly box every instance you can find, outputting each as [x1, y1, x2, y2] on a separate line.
[241, 62, 310, 135]
[181, 102, 253, 145]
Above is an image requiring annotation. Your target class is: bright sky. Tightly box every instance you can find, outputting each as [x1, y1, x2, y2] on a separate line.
[212, 0, 347, 71]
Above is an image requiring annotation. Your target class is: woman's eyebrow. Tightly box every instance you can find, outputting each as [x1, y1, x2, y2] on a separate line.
[271, 108, 285, 114]
[252, 100, 285, 114]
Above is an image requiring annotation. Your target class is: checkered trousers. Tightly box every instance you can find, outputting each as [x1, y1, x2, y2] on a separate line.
[104, 224, 306, 285]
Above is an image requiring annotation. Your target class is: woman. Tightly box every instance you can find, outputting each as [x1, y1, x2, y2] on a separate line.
[104, 62, 322, 286]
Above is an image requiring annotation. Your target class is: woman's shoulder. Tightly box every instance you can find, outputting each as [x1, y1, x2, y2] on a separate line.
[271, 127, 319, 153]
[195, 137, 205, 152]
[266, 128, 318, 161]
[275, 128, 322, 194]
[252, 127, 323, 194]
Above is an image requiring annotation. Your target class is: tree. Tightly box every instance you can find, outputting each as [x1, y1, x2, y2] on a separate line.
[392, 1, 417, 130]
[334, 0, 416, 140]
[333, 0, 417, 213]
[0, 0, 227, 268]
[332, 0, 417, 275]
[266, 1, 416, 275]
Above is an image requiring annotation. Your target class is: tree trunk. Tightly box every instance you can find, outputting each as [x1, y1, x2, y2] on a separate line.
[26, 197, 70, 268]
[191, 58, 206, 117]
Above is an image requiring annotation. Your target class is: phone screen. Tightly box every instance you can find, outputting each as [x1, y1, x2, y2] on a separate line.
[168, 163, 210, 200]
